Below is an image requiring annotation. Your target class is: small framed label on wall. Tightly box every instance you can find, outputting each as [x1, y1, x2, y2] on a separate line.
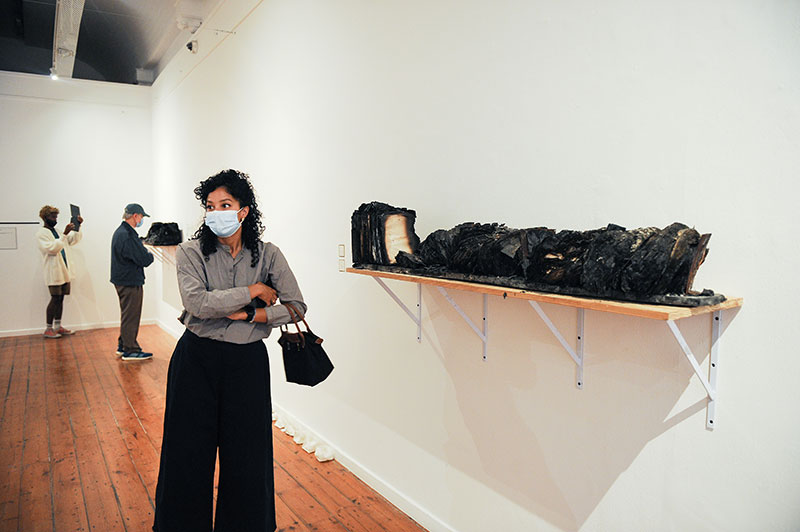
[0, 227, 18, 250]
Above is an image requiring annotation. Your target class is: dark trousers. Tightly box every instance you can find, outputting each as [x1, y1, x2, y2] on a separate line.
[115, 285, 143, 352]
[153, 330, 276, 532]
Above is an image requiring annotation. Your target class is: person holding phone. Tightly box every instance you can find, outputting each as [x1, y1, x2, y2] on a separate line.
[36, 205, 83, 338]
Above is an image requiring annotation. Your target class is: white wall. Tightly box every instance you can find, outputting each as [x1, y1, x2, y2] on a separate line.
[0, 72, 157, 335]
[53, 0, 800, 530]
[9, 3, 800, 530]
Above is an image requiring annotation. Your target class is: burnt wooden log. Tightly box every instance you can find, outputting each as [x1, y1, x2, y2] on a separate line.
[351, 202, 722, 307]
[141, 222, 183, 245]
[351, 202, 420, 265]
[420, 223, 519, 276]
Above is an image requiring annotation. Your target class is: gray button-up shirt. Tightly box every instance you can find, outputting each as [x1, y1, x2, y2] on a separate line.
[177, 239, 306, 344]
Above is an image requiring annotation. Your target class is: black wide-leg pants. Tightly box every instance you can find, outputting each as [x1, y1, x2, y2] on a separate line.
[153, 330, 276, 532]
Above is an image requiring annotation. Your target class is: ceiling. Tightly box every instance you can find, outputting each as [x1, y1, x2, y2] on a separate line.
[0, 0, 215, 85]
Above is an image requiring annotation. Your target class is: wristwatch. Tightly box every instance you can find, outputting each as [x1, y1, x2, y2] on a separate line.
[245, 307, 256, 323]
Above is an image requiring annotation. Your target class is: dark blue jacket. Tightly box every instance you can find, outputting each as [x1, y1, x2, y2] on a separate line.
[110, 222, 154, 286]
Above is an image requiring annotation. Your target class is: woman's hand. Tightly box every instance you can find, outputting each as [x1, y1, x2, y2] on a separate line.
[65, 217, 83, 235]
[249, 282, 278, 306]
[227, 310, 248, 321]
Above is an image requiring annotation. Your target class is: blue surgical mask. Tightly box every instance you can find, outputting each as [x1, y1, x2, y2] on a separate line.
[136, 217, 144, 228]
[205, 207, 244, 238]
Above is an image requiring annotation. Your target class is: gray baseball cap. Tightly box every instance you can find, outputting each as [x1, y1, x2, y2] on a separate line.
[125, 203, 150, 217]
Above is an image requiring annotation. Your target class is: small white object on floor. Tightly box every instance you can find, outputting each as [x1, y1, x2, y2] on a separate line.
[293, 430, 306, 445]
[315, 445, 334, 462]
[271, 411, 277, 421]
[301, 438, 318, 453]
[283, 424, 296, 437]
[274, 415, 286, 429]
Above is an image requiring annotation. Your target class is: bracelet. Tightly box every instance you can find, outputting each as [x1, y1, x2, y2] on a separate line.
[245, 306, 256, 323]
[250, 309, 258, 323]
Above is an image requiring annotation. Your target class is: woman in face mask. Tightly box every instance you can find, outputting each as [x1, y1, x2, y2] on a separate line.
[153, 169, 306, 532]
[36, 205, 83, 338]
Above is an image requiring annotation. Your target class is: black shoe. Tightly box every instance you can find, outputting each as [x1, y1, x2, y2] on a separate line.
[121, 351, 153, 361]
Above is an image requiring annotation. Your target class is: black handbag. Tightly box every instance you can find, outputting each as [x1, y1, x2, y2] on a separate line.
[278, 304, 334, 386]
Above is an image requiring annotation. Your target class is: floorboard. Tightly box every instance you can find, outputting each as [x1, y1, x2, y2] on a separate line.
[0, 326, 427, 532]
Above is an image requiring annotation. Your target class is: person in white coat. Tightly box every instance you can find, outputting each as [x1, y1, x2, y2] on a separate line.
[36, 205, 83, 338]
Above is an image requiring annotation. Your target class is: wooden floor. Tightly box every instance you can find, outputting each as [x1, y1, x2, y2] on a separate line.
[0, 326, 426, 532]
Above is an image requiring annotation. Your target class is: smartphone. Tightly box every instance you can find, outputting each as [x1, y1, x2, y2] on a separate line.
[70, 204, 81, 231]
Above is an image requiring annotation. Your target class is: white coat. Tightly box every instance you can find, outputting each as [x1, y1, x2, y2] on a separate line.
[36, 226, 82, 286]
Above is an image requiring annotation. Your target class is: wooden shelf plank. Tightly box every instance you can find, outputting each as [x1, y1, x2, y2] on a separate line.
[346, 268, 742, 320]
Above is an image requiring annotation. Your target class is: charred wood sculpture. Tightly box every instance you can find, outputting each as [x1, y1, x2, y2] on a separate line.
[351, 202, 724, 307]
[141, 222, 183, 246]
[351, 202, 421, 266]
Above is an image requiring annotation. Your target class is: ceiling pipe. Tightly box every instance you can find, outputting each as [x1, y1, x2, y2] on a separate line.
[51, 0, 86, 79]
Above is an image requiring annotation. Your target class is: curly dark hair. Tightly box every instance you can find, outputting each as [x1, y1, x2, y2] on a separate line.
[192, 169, 265, 267]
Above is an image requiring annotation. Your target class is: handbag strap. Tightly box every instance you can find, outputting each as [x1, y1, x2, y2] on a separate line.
[281, 305, 302, 335]
[284, 303, 309, 334]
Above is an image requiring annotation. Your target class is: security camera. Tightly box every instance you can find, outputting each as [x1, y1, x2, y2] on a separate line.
[186, 40, 198, 53]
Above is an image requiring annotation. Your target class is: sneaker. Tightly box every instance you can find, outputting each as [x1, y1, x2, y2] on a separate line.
[43, 328, 61, 339]
[56, 327, 75, 335]
[121, 351, 153, 361]
[116, 347, 124, 356]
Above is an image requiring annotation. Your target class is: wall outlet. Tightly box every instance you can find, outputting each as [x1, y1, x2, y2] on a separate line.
[338, 244, 346, 271]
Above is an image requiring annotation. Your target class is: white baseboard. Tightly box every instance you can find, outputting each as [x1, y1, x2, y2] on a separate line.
[156, 317, 184, 340]
[272, 403, 456, 532]
[0, 318, 158, 338]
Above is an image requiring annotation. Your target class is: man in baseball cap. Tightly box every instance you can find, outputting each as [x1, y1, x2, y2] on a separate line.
[124, 203, 150, 217]
[110, 203, 154, 361]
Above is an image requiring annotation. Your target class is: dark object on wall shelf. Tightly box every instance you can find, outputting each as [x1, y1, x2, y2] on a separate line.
[351, 201, 420, 265]
[351, 202, 723, 307]
[141, 222, 183, 246]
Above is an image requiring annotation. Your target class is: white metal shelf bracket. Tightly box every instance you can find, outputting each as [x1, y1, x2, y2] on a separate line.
[529, 302, 585, 389]
[666, 310, 722, 431]
[353, 268, 739, 429]
[373, 278, 422, 342]
[436, 287, 488, 361]
[145, 245, 176, 267]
